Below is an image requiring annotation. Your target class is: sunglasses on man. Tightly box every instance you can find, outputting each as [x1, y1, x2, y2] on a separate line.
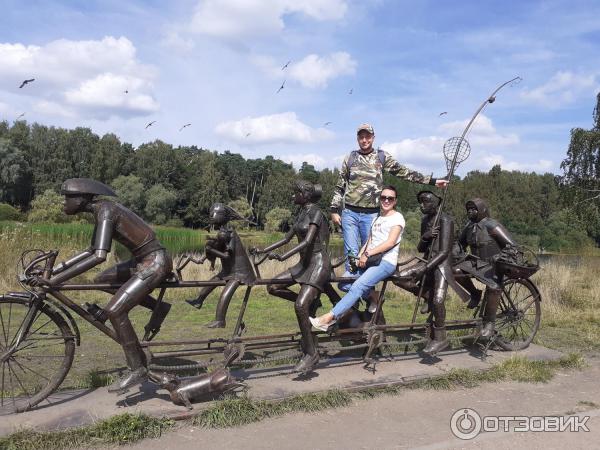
[380, 195, 396, 202]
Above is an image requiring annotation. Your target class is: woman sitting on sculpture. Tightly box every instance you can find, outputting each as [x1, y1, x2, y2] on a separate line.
[310, 185, 404, 331]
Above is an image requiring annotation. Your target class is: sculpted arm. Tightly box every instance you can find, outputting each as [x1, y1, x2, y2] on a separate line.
[270, 225, 317, 261]
[48, 219, 112, 285]
[489, 222, 517, 249]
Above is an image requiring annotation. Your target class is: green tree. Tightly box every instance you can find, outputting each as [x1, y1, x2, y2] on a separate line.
[112, 175, 146, 215]
[560, 92, 600, 244]
[0, 138, 32, 207]
[228, 198, 254, 230]
[144, 184, 177, 225]
[28, 189, 69, 223]
[264, 207, 292, 232]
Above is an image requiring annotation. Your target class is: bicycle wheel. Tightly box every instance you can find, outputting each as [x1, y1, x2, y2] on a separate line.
[0, 295, 76, 414]
[494, 279, 541, 351]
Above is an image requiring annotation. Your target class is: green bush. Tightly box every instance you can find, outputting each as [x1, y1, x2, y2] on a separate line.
[264, 207, 291, 232]
[0, 203, 23, 221]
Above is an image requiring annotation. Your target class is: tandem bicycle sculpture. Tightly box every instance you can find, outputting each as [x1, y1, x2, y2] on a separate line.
[0, 213, 540, 413]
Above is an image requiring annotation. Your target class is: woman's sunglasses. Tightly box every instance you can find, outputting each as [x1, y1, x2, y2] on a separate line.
[380, 195, 396, 202]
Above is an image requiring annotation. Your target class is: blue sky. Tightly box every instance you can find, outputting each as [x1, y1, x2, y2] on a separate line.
[1, 0, 599, 178]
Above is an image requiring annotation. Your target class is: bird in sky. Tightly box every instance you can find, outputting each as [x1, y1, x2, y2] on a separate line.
[16, 113, 25, 120]
[281, 60, 291, 70]
[439, 111, 448, 116]
[323, 121, 332, 127]
[179, 123, 191, 131]
[19, 79, 35, 88]
[245, 132, 251, 138]
[348, 88, 353, 95]
[145, 120, 156, 129]
[124, 90, 129, 94]
[276, 80, 285, 94]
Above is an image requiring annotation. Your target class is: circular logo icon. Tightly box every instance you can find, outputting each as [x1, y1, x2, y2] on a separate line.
[450, 408, 482, 440]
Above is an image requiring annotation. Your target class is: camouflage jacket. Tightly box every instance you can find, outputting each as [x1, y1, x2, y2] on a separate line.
[330, 149, 433, 213]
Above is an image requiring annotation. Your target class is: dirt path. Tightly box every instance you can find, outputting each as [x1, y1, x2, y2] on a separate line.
[119, 355, 600, 450]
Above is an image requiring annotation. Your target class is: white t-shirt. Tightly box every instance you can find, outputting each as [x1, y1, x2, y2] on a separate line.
[367, 211, 405, 265]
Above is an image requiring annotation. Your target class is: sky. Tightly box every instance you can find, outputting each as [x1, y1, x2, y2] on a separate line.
[1, 0, 599, 178]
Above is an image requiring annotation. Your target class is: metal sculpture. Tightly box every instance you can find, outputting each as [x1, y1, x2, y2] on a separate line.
[179, 203, 257, 328]
[46, 178, 173, 393]
[252, 180, 333, 374]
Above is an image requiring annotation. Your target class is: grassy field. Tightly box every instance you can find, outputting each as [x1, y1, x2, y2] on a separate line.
[0, 221, 598, 392]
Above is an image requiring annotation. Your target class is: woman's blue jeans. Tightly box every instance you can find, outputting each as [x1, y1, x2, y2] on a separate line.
[331, 261, 396, 319]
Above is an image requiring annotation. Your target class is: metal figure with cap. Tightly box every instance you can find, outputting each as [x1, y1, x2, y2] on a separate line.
[454, 198, 517, 338]
[182, 203, 257, 328]
[43, 178, 173, 393]
[252, 180, 333, 374]
[393, 191, 462, 356]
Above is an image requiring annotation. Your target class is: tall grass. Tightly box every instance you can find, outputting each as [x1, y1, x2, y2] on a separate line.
[1, 221, 598, 391]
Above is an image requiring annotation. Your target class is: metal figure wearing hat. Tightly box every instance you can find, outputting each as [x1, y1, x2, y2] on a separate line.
[394, 191, 466, 356]
[252, 180, 332, 374]
[454, 198, 517, 338]
[182, 203, 257, 328]
[43, 178, 173, 393]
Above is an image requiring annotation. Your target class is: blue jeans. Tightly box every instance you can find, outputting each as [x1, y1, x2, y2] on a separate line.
[341, 208, 378, 272]
[331, 261, 396, 319]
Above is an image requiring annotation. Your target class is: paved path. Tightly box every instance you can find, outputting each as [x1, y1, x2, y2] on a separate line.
[0, 344, 564, 436]
[125, 354, 600, 450]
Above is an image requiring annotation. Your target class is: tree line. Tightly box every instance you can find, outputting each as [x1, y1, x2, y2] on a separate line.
[1, 98, 599, 253]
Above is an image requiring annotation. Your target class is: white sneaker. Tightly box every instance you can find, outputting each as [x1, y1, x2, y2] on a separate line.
[309, 316, 335, 332]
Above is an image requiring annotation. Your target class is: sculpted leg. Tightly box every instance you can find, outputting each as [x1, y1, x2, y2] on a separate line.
[423, 274, 449, 356]
[207, 280, 241, 328]
[186, 276, 220, 308]
[294, 285, 321, 373]
[480, 288, 501, 338]
[267, 271, 296, 302]
[105, 280, 149, 392]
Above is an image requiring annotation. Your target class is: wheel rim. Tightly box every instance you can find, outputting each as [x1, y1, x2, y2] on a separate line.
[496, 279, 540, 349]
[0, 298, 74, 414]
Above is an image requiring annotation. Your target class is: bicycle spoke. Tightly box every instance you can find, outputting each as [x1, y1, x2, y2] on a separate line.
[27, 316, 54, 338]
[7, 360, 31, 399]
[6, 303, 12, 349]
[1, 362, 6, 407]
[0, 306, 8, 347]
[11, 359, 51, 382]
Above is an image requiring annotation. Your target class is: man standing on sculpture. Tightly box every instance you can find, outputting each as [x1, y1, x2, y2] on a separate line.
[41, 178, 172, 392]
[330, 123, 449, 272]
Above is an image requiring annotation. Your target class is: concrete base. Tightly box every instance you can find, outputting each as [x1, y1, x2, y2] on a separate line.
[0, 344, 563, 436]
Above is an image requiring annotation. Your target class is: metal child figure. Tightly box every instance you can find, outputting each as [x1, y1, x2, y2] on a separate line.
[395, 191, 465, 356]
[252, 180, 332, 374]
[182, 203, 257, 328]
[454, 198, 517, 338]
[45, 178, 173, 393]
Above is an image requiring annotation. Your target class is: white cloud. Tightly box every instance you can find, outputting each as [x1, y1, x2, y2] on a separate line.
[65, 73, 159, 116]
[189, 0, 347, 39]
[215, 112, 333, 144]
[288, 52, 356, 89]
[33, 100, 75, 118]
[479, 154, 554, 172]
[438, 115, 519, 148]
[381, 136, 445, 164]
[520, 71, 599, 108]
[0, 36, 158, 119]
